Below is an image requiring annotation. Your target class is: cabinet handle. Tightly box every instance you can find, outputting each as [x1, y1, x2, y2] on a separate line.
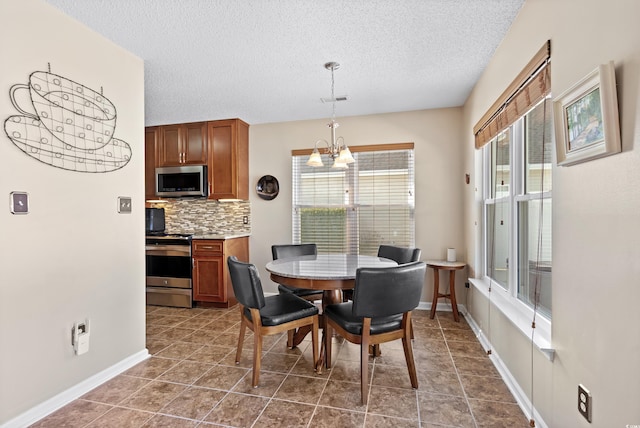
[201, 246, 214, 249]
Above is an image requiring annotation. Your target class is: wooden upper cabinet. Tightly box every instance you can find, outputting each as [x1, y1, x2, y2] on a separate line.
[207, 119, 249, 200]
[144, 127, 159, 199]
[158, 122, 207, 167]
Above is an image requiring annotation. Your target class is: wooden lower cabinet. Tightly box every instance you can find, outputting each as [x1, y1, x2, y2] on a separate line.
[192, 237, 248, 307]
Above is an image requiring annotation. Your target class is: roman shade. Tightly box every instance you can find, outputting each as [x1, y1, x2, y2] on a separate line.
[473, 40, 551, 149]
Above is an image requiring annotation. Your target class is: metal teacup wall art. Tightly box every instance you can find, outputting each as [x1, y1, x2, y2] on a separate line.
[4, 65, 131, 172]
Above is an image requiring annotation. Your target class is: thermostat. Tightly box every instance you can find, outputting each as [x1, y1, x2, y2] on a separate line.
[10, 192, 29, 214]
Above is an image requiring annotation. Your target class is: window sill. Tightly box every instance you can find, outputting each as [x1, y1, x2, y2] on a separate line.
[468, 277, 555, 361]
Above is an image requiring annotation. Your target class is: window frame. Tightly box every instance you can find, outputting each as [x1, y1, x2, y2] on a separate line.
[472, 98, 553, 350]
[291, 143, 415, 255]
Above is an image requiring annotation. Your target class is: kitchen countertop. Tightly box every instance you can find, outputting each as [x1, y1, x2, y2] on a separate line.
[191, 232, 251, 240]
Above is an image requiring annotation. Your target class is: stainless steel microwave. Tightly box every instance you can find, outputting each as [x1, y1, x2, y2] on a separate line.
[156, 165, 207, 197]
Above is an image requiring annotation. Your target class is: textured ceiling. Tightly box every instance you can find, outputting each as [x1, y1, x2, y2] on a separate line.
[44, 0, 524, 126]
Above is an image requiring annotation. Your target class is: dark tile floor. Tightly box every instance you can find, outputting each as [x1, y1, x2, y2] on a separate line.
[31, 306, 530, 427]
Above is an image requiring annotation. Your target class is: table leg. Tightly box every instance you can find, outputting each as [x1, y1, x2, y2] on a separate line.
[316, 289, 343, 373]
[429, 268, 440, 319]
[449, 270, 460, 322]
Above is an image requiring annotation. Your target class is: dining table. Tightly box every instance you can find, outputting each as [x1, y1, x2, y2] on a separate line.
[265, 253, 397, 370]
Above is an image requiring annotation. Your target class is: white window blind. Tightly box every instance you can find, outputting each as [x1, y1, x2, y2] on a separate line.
[292, 145, 415, 255]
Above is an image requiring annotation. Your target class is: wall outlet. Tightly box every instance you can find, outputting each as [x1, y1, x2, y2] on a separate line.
[72, 319, 90, 355]
[578, 384, 592, 422]
[242, 215, 249, 224]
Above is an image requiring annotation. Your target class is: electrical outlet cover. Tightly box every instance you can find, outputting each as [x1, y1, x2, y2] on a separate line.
[10, 192, 29, 214]
[578, 384, 592, 422]
[118, 196, 132, 213]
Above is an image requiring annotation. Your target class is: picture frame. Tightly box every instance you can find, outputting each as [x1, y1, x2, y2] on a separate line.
[553, 61, 621, 166]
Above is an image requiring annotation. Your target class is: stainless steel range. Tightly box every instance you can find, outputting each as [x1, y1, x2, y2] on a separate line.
[145, 233, 193, 308]
[145, 207, 193, 308]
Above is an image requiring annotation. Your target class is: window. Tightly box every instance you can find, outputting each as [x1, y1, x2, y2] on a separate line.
[292, 144, 415, 255]
[483, 99, 553, 318]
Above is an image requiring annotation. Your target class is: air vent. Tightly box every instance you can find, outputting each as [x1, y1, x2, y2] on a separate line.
[321, 95, 349, 103]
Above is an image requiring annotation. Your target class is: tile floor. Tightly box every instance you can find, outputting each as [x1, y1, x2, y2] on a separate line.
[31, 306, 530, 427]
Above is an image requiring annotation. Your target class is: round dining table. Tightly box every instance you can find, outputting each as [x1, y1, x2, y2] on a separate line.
[265, 254, 397, 370]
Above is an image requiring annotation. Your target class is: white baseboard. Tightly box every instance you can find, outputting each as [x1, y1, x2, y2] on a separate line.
[463, 313, 549, 428]
[1, 349, 149, 428]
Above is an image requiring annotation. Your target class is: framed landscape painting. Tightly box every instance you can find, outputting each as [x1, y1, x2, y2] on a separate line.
[553, 61, 621, 166]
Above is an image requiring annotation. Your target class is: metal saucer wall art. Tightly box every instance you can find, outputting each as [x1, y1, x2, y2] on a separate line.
[4, 65, 131, 173]
[256, 175, 279, 200]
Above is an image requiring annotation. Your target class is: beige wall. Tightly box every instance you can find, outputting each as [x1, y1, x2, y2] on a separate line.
[249, 108, 466, 301]
[0, 0, 146, 425]
[463, 0, 640, 426]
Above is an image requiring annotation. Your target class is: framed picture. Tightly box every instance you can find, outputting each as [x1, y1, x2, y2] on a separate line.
[553, 61, 621, 166]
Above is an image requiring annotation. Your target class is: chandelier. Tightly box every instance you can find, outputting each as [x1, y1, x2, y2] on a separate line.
[306, 61, 355, 169]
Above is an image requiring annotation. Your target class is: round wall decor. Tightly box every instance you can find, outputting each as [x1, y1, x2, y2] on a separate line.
[256, 175, 279, 200]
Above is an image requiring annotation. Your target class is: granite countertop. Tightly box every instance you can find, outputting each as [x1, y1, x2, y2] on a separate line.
[191, 232, 251, 240]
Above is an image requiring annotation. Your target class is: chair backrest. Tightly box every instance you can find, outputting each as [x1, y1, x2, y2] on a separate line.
[271, 243, 318, 260]
[377, 245, 421, 264]
[227, 256, 266, 309]
[352, 261, 426, 318]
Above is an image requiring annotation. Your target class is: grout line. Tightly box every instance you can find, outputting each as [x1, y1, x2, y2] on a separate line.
[438, 313, 480, 428]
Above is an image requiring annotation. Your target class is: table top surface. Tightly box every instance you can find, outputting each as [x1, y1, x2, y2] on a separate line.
[265, 254, 397, 281]
[425, 260, 466, 269]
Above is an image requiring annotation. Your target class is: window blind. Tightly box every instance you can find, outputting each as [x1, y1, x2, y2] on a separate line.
[292, 144, 415, 255]
[474, 40, 551, 149]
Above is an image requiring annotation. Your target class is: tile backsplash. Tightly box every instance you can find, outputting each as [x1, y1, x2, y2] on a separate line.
[148, 199, 250, 235]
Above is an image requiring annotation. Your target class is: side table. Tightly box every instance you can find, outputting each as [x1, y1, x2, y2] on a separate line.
[426, 260, 466, 322]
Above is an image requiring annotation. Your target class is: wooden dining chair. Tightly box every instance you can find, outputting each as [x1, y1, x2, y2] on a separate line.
[343, 245, 421, 302]
[324, 261, 426, 404]
[272, 244, 324, 301]
[227, 256, 319, 387]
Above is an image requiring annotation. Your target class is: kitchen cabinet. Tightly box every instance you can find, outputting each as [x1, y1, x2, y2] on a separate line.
[158, 122, 207, 166]
[207, 119, 249, 200]
[192, 237, 249, 307]
[144, 127, 159, 200]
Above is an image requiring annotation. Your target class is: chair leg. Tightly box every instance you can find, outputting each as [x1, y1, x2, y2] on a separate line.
[311, 315, 319, 372]
[252, 328, 263, 388]
[360, 318, 372, 405]
[287, 329, 294, 348]
[325, 320, 333, 369]
[402, 317, 418, 389]
[410, 318, 415, 340]
[235, 310, 247, 364]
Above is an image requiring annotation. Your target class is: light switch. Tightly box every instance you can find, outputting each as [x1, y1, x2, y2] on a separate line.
[10, 192, 29, 214]
[117, 196, 132, 213]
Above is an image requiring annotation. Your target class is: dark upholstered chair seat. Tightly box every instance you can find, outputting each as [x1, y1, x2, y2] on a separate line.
[323, 302, 402, 335]
[244, 294, 318, 326]
[277, 284, 324, 298]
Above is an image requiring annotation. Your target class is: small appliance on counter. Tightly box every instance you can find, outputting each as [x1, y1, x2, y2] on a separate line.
[145, 207, 194, 308]
[145, 207, 165, 234]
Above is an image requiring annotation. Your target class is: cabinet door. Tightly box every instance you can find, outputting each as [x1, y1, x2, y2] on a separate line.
[158, 125, 183, 166]
[207, 119, 248, 200]
[144, 127, 159, 199]
[182, 122, 207, 165]
[208, 120, 236, 199]
[193, 255, 226, 302]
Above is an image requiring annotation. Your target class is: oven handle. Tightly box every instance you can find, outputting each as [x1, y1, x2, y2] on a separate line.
[145, 245, 191, 256]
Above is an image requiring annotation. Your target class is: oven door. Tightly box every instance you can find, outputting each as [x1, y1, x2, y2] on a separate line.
[145, 245, 192, 289]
